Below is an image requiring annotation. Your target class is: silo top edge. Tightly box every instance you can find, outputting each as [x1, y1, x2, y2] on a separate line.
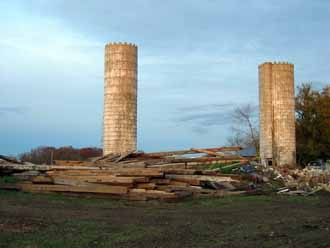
[105, 42, 137, 48]
[258, 61, 294, 67]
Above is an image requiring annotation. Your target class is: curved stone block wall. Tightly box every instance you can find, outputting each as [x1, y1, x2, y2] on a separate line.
[259, 62, 296, 167]
[103, 43, 137, 155]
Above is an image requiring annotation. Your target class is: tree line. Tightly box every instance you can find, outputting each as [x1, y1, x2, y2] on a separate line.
[19, 146, 102, 164]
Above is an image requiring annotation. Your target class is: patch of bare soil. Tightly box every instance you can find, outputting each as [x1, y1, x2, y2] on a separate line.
[0, 191, 330, 248]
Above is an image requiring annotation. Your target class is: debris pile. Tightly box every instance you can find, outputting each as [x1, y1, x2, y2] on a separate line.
[256, 165, 330, 195]
[0, 147, 255, 201]
[2, 147, 329, 200]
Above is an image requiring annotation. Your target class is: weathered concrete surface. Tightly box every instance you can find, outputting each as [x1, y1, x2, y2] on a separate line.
[259, 62, 296, 167]
[103, 43, 137, 155]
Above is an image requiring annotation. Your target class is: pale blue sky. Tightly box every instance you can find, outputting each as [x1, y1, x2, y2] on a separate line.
[1, 0, 329, 155]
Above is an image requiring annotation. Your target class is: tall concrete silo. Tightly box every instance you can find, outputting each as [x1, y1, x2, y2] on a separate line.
[103, 42, 137, 155]
[259, 62, 296, 167]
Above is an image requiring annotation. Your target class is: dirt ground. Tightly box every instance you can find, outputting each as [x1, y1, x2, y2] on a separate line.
[0, 190, 330, 248]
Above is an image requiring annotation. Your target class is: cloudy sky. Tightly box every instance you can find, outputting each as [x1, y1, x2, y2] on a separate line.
[1, 0, 329, 155]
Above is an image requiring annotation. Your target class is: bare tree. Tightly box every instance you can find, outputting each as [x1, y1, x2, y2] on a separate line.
[227, 132, 245, 147]
[227, 103, 259, 152]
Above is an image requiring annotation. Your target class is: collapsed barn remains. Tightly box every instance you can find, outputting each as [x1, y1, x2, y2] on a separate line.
[0, 146, 255, 201]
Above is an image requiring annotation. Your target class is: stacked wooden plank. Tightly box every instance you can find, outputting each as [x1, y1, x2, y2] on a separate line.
[0, 146, 252, 201]
[3, 167, 248, 201]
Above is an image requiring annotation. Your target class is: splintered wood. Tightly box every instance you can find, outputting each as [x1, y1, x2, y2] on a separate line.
[0, 146, 252, 201]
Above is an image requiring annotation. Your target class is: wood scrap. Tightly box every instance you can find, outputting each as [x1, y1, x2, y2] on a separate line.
[114, 150, 136, 163]
[32, 175, 53, 184]
[12, 171, 41, 180]
[144, 146, 242, 157]
[50, 175, 147, 184]
[16, 182, 128, 195]
[53, 160, 94, 166]
[0, 155, 23, 164]
[190, 148, 219, 157]
[150, 178, 171, 185]
[165, 174, 238, 183]
[136, 183, 156, 190]
[110, 168, 164, 177]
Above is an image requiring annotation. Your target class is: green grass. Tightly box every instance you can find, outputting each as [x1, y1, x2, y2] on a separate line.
[0, 189, 319, 208]
[0, 189, 133, 211]
[0, 220, 152, 248]
[0, 175, 21, 184]
[174, 193, 320, 209]
[0, 189, 323, 248]
[195, 161, 241, 173]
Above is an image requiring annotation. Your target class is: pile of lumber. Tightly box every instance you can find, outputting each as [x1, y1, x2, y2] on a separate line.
[0, 146, 254, 201]
[4, 167, 248, 200]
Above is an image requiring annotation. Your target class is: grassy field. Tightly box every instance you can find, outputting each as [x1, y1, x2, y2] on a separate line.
[0, 190, 330, 248]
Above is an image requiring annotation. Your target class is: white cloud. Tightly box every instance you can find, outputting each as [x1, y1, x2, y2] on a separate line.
[1, 0, 330, 155]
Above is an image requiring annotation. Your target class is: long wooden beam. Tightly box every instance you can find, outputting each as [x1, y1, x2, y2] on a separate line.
[17, 182, 128, 195]
[144, 146, 242, 157]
